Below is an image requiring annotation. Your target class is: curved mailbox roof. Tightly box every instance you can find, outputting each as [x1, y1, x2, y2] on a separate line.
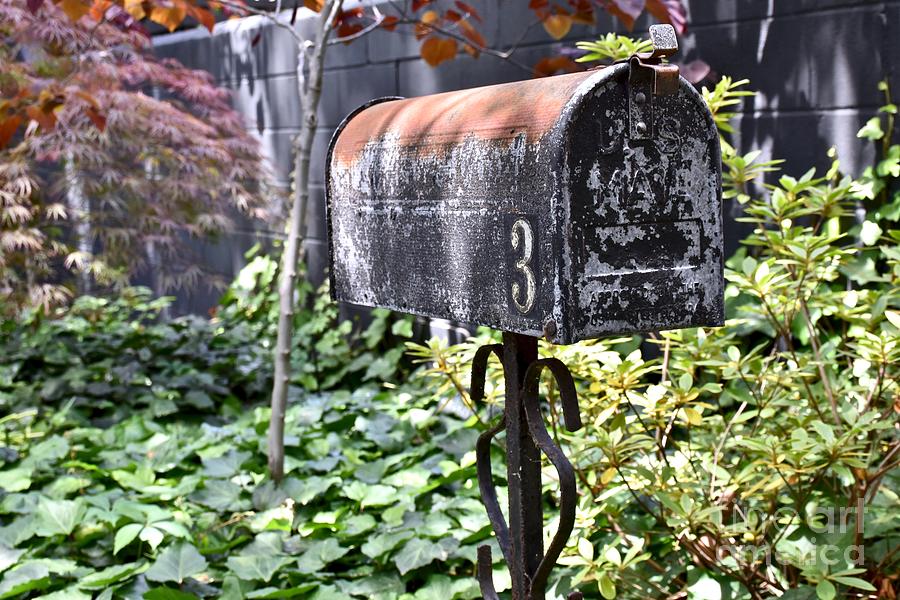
[331, 70, 598, 162]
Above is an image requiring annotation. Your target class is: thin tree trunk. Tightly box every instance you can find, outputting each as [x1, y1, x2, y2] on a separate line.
[268, 0, 343, 483]
[64, 155, 91, 294]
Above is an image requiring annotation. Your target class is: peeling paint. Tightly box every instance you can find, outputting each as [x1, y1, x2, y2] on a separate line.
[326, 64, 723, 344]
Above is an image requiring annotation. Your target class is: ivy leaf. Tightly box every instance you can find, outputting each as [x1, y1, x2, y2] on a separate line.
[79, 562, 146, 590]
[143, 588, 200, 600]
[201, 451, 250, 478]
[361, 531, 414, 559]
[296, 539, 350, 574]
[144, 544, 207, 584]
[39, 587, 92, 600]
[393, 538, 447, 575]
[342, 482, 398, 508]
[21, 435, 69, 468]
[0, 468, 32, 493]
[857, 117, 884, 141]
[244, 585, 317, 599]
[338, 574, 405, 598]
[390, 319, 414, 338]
[0, 546, 24, 574]
[192, 479, 248, 512]
[112, 464, 156, 490]
[0, 564, 51, 598]
[225, 555, 291, 582]
[34, 498, 86, 537]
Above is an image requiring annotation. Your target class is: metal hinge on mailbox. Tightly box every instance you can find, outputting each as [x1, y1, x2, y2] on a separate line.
[628, 24, 680, 141]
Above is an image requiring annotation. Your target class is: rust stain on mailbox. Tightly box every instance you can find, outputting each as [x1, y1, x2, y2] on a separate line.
[332, 71, 595, 160]
[326, 63, 724, 344]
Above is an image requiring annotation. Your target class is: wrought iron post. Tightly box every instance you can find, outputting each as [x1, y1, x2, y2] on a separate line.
[473, 334, 584, 600]
[503, 333, 543, 599]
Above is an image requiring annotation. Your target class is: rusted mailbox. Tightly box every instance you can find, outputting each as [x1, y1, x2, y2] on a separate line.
[326, 25, 722, 600]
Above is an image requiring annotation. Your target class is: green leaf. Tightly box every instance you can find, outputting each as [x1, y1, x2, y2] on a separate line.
[830, 576, 875, 591]
[0, 563, 51, 599]
[779, 587, 819, 600]
[391, 319, 414, 338]
[810, 420, 835, 445]
[0, 467, 33, 493]
[39, 586, 92, 600]
[684, 407, 702, 426]
[342, 482, 398, 508]
[144, 544, 207, 584]
[79, 562, 146, 590]
[34, 498, 86, 537]
[287, 476, 340, 506]
[143, 587, 200, 600]
[225, 555, 290, 582]
[296, 539, 350, 574]
[244, 585, 317, 599]
[249, 506, 293, 533]
[393, 538, 447, 575]
[361, 531, 414, 559]
[815, 580, 836, 600]
[114, 523, 143, 555]
[860, 220, 883, 246]
[857, 117, 884, 140]
[21, 436, 69, 468]
[201, 451, 250, 478]
[885, 310, 900, 330]
[191, 479, 248, 512]
[687, 572, 721, 600]
[339, 574, 405, 599]
[140, 526, 165, 551]
[0, 546, 24, 574]
[598, 573, 616, 600]
[112, 464, 156, 490]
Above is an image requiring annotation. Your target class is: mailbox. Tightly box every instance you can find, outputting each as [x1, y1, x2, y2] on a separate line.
[326, 27, 724, 600]
[326, 59, 723, 344]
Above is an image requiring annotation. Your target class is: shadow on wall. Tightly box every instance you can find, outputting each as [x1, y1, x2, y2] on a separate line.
[681, 0, 892, 254]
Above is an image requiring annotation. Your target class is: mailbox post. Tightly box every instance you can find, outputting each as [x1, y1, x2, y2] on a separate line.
[326, 25, 723, 600]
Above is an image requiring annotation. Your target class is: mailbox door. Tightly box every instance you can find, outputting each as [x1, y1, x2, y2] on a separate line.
[564, 64, 724, 340]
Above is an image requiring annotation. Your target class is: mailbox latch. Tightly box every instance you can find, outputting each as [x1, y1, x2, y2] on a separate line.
[628, 24, 680, 141]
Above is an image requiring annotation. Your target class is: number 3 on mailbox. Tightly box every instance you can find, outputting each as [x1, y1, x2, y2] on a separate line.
[508, 216, 536, 316]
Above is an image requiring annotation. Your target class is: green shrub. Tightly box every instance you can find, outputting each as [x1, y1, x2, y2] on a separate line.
[0, 265, 482, 600]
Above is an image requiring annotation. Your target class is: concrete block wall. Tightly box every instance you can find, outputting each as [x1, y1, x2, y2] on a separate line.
[153, 0, 899, 315]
